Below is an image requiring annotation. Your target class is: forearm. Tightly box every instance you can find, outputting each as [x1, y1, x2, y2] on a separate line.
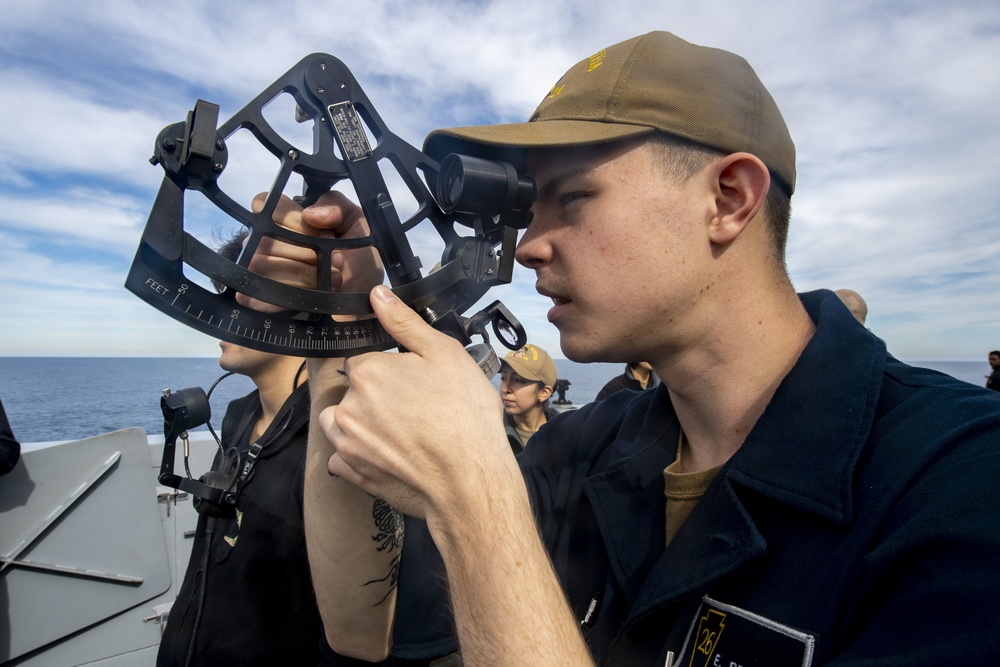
[305, 359, 401, 661]
[429, 457, 595, 667]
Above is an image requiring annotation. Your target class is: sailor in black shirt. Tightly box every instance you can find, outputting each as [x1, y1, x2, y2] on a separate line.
[157, 346, 319, 667]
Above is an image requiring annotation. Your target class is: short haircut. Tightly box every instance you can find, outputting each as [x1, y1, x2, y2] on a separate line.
[643, 133, 792, 270]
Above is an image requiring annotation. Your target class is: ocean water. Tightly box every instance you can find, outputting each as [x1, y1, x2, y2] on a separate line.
[0, 357, 256, 443]
[0, 356, 989, 444]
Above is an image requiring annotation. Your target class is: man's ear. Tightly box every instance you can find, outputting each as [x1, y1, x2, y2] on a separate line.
[707, 153, 770, 245]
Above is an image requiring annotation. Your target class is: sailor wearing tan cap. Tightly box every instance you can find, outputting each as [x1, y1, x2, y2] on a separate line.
[498, 343, 559, 452]
[293, 31, 1000, 667]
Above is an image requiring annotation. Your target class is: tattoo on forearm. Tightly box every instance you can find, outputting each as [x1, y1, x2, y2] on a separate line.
[363, 497, 404, 606]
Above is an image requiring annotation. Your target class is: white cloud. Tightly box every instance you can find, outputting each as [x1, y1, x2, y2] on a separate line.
[0, 70, 172, 189]
[0, 190, 151, 259]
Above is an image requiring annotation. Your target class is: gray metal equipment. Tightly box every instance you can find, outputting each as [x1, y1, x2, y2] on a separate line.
[0, 428, 214, 666]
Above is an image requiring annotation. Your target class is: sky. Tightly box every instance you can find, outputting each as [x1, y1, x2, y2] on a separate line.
[1, 0, 998, 361]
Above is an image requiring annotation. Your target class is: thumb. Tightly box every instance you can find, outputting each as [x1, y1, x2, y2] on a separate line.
[370, 284, 450, 356]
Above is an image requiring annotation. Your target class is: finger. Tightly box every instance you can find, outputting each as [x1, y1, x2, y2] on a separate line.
[317, 403, 339, 439]
[236, 253, 323, 311]
[240, 192, 382, 313]
[331, 248, 384, 293]
[303, 191, 369, 238]
[321, 406, 374, 490]
[246, 194, 323, 275]
[327, 451, 360, 484]
[251, 192, 313, 237]
[328, 452, 386, 503]
[369, 285, 463, 358]
[259, 192, 379, 291]
[303, 194, 376, 292]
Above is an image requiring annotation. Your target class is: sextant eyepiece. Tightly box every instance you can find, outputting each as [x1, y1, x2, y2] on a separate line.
[435, 154, 535, 221]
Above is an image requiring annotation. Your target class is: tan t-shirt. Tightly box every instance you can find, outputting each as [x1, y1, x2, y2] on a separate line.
[664, 434, 722, 546]
[514, 426, 536, 448]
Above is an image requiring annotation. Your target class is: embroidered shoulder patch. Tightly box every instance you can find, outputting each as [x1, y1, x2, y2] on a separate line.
[674, 596, 815, 667]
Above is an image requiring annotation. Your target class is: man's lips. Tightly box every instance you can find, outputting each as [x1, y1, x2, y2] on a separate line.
[536, 283, 572, 324]
[536, 284, 570, 306]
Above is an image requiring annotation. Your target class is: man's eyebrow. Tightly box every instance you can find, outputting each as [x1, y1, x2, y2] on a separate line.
[535, 167, 591, 202]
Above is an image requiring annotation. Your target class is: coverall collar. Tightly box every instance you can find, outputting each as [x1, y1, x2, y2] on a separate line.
[582, 290, 886, 616]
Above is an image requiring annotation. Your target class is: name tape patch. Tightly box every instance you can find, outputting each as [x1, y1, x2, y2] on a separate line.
[673, 596, 815, 667]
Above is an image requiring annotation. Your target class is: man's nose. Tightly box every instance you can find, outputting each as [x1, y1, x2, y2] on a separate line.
[514, 224, 547, 269]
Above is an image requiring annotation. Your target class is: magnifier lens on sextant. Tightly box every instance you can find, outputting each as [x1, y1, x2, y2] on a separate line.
[495, 318, 522, 348]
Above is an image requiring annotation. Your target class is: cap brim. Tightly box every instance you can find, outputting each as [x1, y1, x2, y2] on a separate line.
[425, 120, 655, 169]
[499, 359, 545, 386]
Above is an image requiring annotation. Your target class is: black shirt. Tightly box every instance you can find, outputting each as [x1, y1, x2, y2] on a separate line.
[157, 383, 321, 667]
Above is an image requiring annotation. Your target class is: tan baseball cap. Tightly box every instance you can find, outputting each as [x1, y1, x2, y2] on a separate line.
[501, 344, 558, 388]
[425, 31, 795, 194]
